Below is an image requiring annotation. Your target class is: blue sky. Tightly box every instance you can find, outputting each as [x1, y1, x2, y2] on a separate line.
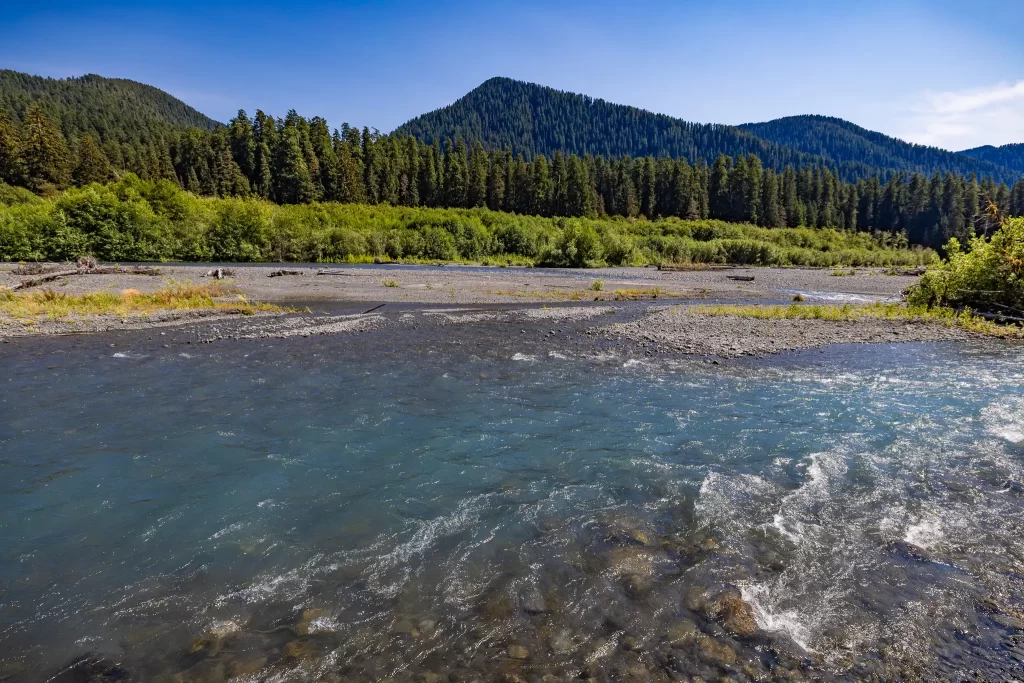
[2, 0, 1023, 150]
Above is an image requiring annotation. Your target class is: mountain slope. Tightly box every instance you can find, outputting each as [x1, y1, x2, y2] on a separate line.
[394, 77, 1020, 183]
[394, 76, 830, 172]
[740, 115, 1018, 184]
[960, 144, 1024, 174]
[0, 70, 220, 145]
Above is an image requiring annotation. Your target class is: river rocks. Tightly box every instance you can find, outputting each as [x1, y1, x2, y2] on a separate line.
[683, 585, 709, 613]
[507, 644, 529, 660]
[393, 618, 421, 639]
[280, 638, 317, 662]
[190, 620, 241, 654]
[58, 653, 132, 682]
[696, 634, 737, 666]
[709, 590, 758, 637]
[548, 628, 575, 654]
[520, 585, 548, 614]
[226, 653, 267, 678]
[665, 619, 699, 647]
[295, 607, 330, 635]
[605, 547, 667, 577]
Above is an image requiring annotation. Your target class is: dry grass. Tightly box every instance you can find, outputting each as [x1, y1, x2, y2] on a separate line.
[0, 281, 281, 320]
[689, 302, 1024, 338]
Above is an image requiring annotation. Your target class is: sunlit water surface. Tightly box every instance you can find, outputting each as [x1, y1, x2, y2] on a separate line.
[2, 336, 1023, 681]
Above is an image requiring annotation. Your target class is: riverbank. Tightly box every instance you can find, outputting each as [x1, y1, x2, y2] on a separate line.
[0, 263, 1010, 356]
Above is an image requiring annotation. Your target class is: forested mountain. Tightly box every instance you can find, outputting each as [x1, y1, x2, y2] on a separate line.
[393, 77, 826, 173]
[1, 69, 1022, 251]
[960, 143, 1024, 174]
[395, 78, 1022, 184]
[0, 71, 219, 141]
[739, 115, 1019, 185]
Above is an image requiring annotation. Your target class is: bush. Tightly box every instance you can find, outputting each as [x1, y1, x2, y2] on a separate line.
[907, 217, 1024, 313]
[0, 176, 935, 268]
[539, 220, 602, 267]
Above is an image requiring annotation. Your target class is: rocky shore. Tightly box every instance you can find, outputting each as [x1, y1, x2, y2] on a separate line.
[2, 262, 965, 359]
[601, 305, 975, 358]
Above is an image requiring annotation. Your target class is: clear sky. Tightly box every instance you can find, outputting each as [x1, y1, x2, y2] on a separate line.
[2, 0, 1022, 150]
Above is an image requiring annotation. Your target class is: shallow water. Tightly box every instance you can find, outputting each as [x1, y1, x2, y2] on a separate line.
[2, 334, 1024, 681]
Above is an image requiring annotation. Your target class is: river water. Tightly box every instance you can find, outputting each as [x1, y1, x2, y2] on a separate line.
[2, 330, 1023, 681]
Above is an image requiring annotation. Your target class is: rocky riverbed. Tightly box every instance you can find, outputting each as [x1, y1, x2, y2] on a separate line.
[1, 262, 975, 359]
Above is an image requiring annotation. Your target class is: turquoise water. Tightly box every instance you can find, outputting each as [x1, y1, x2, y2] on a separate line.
[2, 334, 1024, 681]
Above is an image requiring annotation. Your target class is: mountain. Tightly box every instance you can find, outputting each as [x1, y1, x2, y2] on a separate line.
[739, 115, 1019, 184]
[960, 144, 1024, 174]
[393, 76, 825, 172]
[394, 77, 1021, 184]
[0, 70, 220, 146]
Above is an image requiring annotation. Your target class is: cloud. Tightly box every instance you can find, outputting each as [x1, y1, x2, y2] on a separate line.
[897, 81, 1024, 150]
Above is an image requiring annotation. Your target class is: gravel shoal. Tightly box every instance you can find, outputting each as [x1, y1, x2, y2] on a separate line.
[0, 263, 918, 306]
[603, 305, 974, 357]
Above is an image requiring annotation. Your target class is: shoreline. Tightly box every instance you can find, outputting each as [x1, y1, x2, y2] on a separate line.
[0, 263, 998, 356]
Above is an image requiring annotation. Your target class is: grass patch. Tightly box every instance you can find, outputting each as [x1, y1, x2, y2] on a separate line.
[0, 282, 281, 320]
[830, 268, 857, 276]
[688, 302, 1023, 337]
[591, 278, 605, 292]
[382, 278, 399, 288]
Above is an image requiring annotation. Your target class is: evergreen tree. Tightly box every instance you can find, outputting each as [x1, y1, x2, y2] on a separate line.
[72, 134, 112, 185]
[0, 111, 24, 185]
[273, 126, 315, 204]
[21, 105, 71, 193]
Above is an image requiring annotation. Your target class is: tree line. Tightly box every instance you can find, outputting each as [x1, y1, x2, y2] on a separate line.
[1, 106, 1023, 251]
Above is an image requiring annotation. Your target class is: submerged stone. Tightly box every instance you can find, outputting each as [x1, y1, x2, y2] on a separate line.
[507, 644, 529, 660]
[710, 590, 758, 637]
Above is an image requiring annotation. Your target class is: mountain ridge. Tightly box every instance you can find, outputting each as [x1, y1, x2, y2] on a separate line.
[0, 69, 221, 145]
[394, 77, 1021, 183]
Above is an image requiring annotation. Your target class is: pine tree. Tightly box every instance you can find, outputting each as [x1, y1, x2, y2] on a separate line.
[760, 168, 783, 227]
[0, 111, 24, 185]
[709, 154, 731, 220]
[273, 126, 315, 204]
[21, 105, 71, 193]
[486, 150, 506, 211]
[72, 134, 112, 185]
[228, 110, 255, 183]
[467, 142, 488, 208]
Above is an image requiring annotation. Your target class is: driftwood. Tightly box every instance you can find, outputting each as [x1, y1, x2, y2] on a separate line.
[203, 266, 235, 278]
[10, 263, 163, 291]
[726, 275, 755, 282]
[361, 303, 386, 315]
[268, 269, 303, 278]
[13, 269, 81, 290]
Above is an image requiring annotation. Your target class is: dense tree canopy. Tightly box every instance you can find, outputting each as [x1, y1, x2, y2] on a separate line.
[0, 70, 1022, 253]
[395, 77, 1022, 184]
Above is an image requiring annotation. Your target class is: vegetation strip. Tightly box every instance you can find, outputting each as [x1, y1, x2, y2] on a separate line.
[0, 282, 280, 320]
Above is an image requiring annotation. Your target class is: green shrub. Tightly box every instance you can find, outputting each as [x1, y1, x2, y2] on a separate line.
[907, 217, 1024, 312]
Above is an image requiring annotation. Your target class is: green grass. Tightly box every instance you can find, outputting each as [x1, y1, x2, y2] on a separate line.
[0, 282, 281, 321]
[382, 278, 399, 288]
[688, 302, 1023, 337]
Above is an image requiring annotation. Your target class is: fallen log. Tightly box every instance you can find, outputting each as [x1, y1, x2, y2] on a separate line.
[13, 269, 81, 290]
[268, 269, 304, 278]
[726, 275, 755, 282]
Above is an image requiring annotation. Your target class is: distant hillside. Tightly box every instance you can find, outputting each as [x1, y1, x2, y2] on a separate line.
[394, 77, 1021, 184]
[393, 76, 830, 172]
[960, 143, 1024, 174]
[0, 70, 220, 145]
[740, 115, 1019, 184]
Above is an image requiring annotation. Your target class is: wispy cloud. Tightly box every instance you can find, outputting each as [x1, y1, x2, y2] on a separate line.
[897, 81, 1024, 151]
